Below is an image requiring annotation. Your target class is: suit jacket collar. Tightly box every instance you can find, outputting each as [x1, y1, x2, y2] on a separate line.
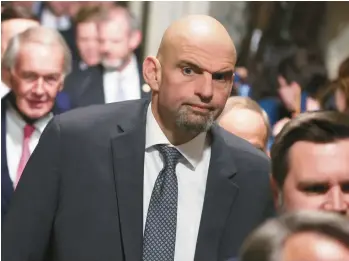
[110, 99, 149, 261]
[194, 124, 239, 261]
[1, 97, 14, 219]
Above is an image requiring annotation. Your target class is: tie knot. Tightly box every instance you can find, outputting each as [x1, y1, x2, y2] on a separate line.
[157, 145, 182, 167]
[24, 124, 35, 139]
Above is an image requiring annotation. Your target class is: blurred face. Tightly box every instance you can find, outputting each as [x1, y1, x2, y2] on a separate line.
[98, 16, 133, 70]
[47, 1, 68, 16]
[335, 88, 347, 113]
[9, 42, 65, 119]
[66, 2, 82, 17]
[154, 38, 235, 133]
[219, 109, 267, 152]
[282, 232, 349, 261]
[1, 19, 39, 56]
[76, 22, 100, 66]
[282, 140, 349, 217]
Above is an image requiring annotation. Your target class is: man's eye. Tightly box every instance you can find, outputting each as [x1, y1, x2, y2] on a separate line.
[182, 67, 194, 75]
[302, 185, 329, 194]
[22, 73, 37, 82]
[341, 183, 349, 193]
[212, 73, 225, 81]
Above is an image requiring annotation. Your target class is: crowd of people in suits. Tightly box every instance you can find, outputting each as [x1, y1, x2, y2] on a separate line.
[1, 2, 349, 261]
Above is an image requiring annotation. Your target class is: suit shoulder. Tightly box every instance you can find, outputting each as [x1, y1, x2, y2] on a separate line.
[54, 99, 148, 131]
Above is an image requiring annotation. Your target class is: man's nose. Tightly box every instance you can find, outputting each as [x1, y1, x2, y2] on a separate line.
[324, 187, 347, 215]
[32, 78, 45, 95]
[196, 72, 213, 102]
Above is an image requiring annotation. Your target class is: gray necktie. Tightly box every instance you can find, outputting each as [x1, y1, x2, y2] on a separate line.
[143, 145, 182, 261]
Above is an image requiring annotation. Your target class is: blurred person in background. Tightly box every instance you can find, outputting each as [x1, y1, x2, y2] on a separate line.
[239, 210, 349, 261]
[338, 57, 349, 78]
[38, 1, 71, 31]
[72, 6, 102, 72]
[1, 26, 72, 219]
[66, 1, 83, 18]
[333, 77, 349, 115]
[6, 1, 41, 15]
[271, 111, 349, 217]
[36, 1, 79, 62]
[271, 53, 326, 136]
[1, 5, 39, 98]
[218, 96, 271, 153]
[319, 56, 349, 111]
[64, 4, 150, 109]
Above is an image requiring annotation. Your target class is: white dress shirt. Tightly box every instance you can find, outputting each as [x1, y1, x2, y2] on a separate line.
[41, 8, 71, 31]
[6, 102, 53, 185]
[103, 55, 141, 104]
[1, 81, 10, 98]
[144, 104, 211, 261]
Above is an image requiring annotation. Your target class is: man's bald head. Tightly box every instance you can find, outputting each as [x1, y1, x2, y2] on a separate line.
[218, 97, 270, 152]
[157, 15, 236, 64]
[143, 15, 237, 145]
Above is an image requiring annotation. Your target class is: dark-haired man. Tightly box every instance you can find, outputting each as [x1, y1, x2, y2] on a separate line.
[271, 111, 349, 217]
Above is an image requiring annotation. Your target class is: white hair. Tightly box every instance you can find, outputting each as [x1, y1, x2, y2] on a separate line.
[2, 26, 72, 77]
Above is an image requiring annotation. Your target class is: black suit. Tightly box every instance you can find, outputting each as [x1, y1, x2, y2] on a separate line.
[64, 63, 151, 109]
[2, 99, 274, 261]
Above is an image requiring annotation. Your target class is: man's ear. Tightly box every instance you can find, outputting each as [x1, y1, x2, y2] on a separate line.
[129, 30, 142, 51]
[143, 56, 161, 92]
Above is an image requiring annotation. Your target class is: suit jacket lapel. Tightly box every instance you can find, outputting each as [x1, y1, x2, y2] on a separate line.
[110, 99, 149, 261]
[1, 97, 14, 219]
[194, 124, 239, 261]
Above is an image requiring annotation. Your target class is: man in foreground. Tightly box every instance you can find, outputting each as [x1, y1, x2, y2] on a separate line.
[3, 15, 274, 261]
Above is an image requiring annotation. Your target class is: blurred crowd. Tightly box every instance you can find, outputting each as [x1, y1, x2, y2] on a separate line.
[1, 2, 349, 261]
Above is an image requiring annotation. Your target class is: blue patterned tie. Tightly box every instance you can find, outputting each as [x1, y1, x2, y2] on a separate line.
[143, 145, 182, 261]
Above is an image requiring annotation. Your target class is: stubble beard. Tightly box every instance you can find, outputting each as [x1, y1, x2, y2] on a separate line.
[175, 105, 216, 134]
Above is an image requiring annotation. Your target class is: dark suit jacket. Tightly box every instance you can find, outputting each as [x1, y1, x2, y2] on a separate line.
[2, 99, 275, 261]
[63, 62, 151, 109]
[1, 92, 71, 220]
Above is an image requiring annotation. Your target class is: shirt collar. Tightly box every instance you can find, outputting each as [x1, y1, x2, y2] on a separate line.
[121, 54, 138, 78]
[7, 101, 53, 134]
[1, 81, 10, 98]
[145, 104, 208, 170]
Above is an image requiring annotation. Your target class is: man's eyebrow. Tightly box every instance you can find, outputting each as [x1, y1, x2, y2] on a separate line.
[177, 61, 234, 76]
[212, 70, 234, 78]
[178, 60, 202, 70]
[297, 180, 329, 187]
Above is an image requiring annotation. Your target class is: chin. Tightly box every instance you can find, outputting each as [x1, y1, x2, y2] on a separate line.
[22, 107, 51, 120]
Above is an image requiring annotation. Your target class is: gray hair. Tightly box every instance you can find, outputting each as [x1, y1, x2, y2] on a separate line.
[240, 210, 349, 261]
[2, 26, 72, 77]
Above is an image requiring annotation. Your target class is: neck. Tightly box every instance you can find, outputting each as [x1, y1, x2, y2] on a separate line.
[151, 100, 200, 146]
